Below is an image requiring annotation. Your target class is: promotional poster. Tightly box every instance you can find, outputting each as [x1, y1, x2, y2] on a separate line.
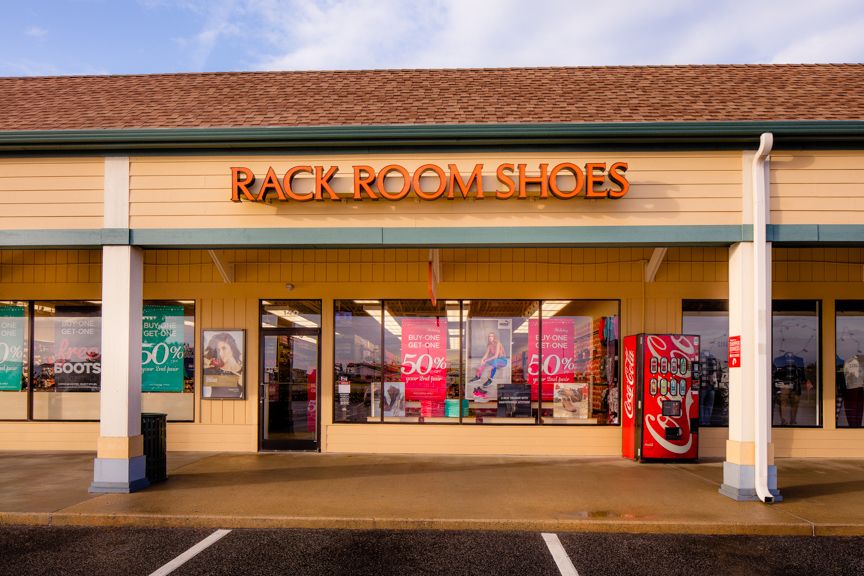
[553, 382, 590, 419]
[141, 304, 185, 393]
[400, 317, 448, 402]
[202, 329, 245, 399]
[467, 318, 512, 401]
[0, 305, 25, 392]
[54, 307, 101, 392]
[497, 384, 532, 417]
[372, 381, 406, 417]
[527, 317, 579, 401]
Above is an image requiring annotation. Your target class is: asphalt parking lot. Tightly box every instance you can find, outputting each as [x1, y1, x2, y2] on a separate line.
[2, 526, 864, 576]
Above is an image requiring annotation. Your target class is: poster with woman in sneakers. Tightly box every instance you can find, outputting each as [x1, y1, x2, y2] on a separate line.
[467, 319, 512, 402]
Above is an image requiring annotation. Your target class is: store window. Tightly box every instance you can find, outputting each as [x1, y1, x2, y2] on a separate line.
[261, 300, 322, 329]
[541, 300, 620, 425]
[772, 300, 821, 427]
[682, 300, 729, 427]
[334, 299, 620, 426]
[836, 301, 864, 428]
[464, 300, 538, 424]
[0, 301, 29, 421]
[334, 300, 382, 423]
[383, 300, 460, 422]
[32, 301, 102, 421]
[141, 301, 195, 421]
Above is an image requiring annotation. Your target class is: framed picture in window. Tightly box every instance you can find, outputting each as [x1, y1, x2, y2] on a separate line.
[202, 329, 245, 399]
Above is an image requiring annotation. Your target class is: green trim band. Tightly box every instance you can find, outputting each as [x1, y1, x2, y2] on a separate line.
[4, 225, 864, 249]
[0, 121, 863, 151]
[132, 225, 751, 247]
[768, 224, 864, 243]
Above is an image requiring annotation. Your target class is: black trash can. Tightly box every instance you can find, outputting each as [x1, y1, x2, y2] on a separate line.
[141, 412, 167, 484]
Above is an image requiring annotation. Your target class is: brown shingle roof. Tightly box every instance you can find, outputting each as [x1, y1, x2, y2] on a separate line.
[0, 64, 862, 131]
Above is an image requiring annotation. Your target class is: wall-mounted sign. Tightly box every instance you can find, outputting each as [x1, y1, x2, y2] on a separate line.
[230, 162, 629, 202]
[728, 335, 741, 368]
[202, 329, 245, 399]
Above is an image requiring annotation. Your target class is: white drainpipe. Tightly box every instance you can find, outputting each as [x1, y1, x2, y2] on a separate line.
[753, 132, 774, 503]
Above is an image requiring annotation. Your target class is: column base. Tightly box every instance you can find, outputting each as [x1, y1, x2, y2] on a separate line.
[719, 461, 782, 502]
[89, 455, 149, 493]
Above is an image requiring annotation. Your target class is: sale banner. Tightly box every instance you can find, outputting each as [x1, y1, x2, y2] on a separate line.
[142, 304, 185, 392]
[527, 317, 575, 401]
[400, 317, 447, 401]
[54, 307, 101, 392]
[0, 305, 25, 391]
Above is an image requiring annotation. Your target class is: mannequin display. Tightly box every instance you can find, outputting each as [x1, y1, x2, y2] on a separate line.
[699, 351, 721, 425]
[773, 352, 805, 425]
[843, 354, 864, 428]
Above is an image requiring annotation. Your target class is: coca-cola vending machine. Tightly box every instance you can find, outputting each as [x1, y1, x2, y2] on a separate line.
[622, 334, 701, 462]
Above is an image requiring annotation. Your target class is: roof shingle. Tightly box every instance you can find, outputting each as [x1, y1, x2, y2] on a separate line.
[0, 64, 862, 131]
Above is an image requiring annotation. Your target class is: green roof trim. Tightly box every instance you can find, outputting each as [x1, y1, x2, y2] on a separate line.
[0, 121, 863, 151]
[4, 225, 864, 249]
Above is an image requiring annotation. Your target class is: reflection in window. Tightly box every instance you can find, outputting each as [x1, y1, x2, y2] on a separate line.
[261, 300, 322, 329]
[836, 301, 864, 428]
[0, 301, 29, 420]
[334, 300, 382, 422]
[541, 301, 620, 425]
[33, 301, 102, 421]
[464, 300, 539, 424]
[334, 299, 621, 426]
[683, 300, 729, 427]
[382, 301, 460, 422]
[772, 301, 820, 427]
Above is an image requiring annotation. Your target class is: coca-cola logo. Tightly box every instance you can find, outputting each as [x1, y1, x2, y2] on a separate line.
[623, 348, 635, 419]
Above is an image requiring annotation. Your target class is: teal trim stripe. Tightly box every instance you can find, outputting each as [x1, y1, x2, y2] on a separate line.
[130, 226, 748, 247]
[4, 224, 864, 249]
[382, 226, 750, 246]
[130, 227, 384, 247]
[0, 229, 114, 247]
[768, 224, 864, 243]
[1, 120, 863, 150]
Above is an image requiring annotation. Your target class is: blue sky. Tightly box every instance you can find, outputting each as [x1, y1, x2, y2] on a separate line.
[3, 0, 863, 77]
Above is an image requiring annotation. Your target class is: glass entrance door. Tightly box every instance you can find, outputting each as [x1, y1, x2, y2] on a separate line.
[260, 330, 319, 450]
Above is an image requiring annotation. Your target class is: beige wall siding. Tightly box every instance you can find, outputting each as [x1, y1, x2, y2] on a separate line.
[2, 246, 864, 457]
[771, 151, 864, 224]
[0, 158, 104, 230]
[129, 152, 743, 229]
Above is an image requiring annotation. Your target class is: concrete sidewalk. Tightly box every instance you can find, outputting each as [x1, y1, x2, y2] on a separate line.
[1, 452, 863, 536]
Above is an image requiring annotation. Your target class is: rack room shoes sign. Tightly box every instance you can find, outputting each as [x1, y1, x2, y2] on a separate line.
[230, 162, 629, 202]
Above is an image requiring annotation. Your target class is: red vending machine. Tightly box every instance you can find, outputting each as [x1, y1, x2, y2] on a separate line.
[622, 334, 701, 461]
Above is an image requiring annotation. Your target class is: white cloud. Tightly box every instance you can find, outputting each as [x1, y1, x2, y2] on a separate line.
[25, 26, 48, 38]
[175, 0, 864, 71]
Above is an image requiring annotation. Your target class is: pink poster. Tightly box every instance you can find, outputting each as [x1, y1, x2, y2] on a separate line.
[401, 317, 448, 403]
[527, 317, 575, 401]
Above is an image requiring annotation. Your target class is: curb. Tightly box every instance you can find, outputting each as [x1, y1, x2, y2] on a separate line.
[3, 511, 859, 536]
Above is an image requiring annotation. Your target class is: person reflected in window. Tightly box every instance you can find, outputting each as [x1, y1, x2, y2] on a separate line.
[843, 353, 864, 428]
[773, 351, 804, 425]
[470, 331, 508, 399]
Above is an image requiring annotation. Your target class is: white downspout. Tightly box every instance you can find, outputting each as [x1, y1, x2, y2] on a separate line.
[753, 132, 774, 503]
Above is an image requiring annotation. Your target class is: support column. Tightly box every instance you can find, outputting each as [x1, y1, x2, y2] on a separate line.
[721, 136, 781, 502]
[90, 245, 146, 493]
[720, 243, 780, 500]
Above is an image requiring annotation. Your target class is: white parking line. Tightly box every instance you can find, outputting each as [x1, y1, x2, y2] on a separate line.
[542, 532, 579, 576]
[149, 529, 232, 576]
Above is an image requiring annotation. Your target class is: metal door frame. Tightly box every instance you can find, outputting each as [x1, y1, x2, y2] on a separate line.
[258, 327, 321, 451]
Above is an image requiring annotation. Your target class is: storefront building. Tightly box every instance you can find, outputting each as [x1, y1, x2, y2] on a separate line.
[0, 65, 863, 499]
